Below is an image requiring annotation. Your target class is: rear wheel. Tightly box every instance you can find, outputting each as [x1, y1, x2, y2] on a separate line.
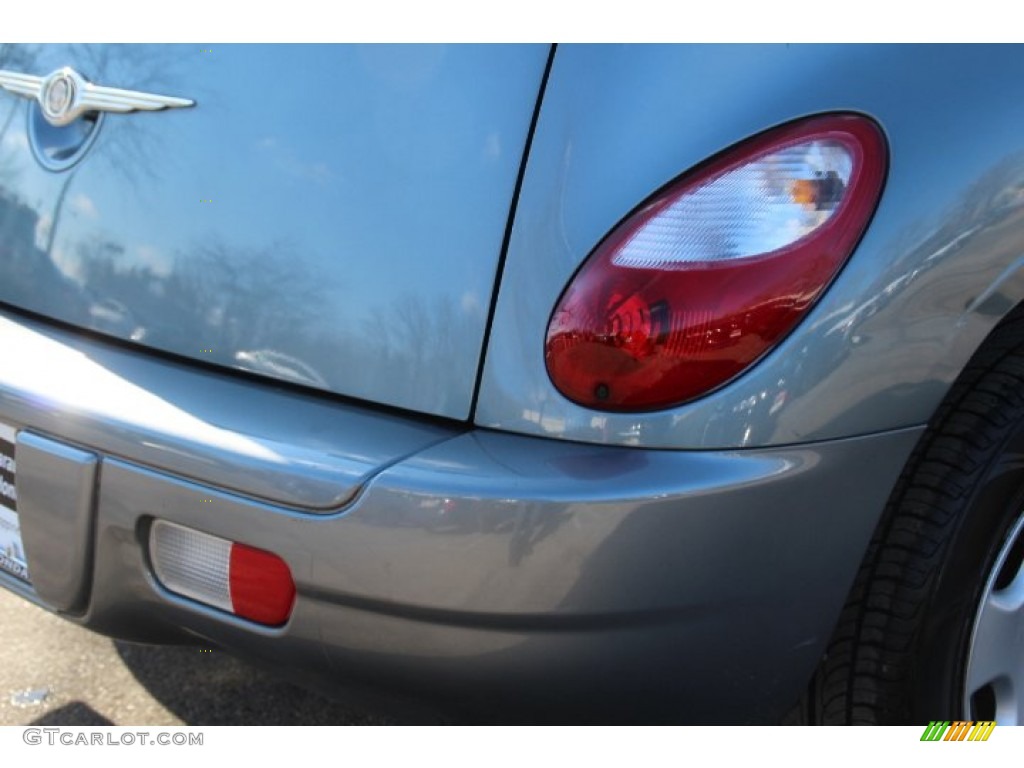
[963, 511, 1024, 722]
[800, 307, 1024, 725]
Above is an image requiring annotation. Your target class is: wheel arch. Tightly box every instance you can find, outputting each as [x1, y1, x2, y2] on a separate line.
[793, 296, 1024, 724]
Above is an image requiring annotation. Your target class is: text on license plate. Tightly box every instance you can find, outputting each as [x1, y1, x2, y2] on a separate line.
[0, 422, 29, 582]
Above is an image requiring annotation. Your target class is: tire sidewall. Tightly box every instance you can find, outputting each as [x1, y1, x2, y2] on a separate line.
[912, 421, 1024, 720]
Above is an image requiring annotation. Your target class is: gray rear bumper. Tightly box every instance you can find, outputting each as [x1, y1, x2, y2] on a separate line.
[0, 309, 923, 722]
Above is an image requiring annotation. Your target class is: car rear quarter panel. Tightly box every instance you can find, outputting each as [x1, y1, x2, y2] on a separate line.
[477, 44, 1024, 449]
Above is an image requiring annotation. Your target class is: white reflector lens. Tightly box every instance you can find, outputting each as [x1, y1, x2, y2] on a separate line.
[150, 519, 295, 626]
[612, 140, 854, 267]
[151, 520, 233, 612]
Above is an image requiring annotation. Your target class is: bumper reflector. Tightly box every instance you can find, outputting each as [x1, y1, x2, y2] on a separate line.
[150, 520, 295, 626]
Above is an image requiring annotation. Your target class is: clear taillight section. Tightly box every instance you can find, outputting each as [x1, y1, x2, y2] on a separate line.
[545, 114, 887, 411]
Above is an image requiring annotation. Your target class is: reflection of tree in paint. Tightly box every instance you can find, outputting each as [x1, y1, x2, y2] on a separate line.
[0, 45, 39, 193]
[76, 236, 337, 389]
[0, 44, 36, 142]
[0, 189, 87, 320]
[363, 293, 482, 415]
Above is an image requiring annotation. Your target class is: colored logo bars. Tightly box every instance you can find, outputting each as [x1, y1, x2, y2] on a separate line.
[920, 721, 996, 742]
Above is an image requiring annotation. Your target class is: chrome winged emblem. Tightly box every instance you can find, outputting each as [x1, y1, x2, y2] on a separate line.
[0, 67, 193, 127]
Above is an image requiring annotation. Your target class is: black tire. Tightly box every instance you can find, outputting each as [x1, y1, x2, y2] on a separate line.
[794, 306, 1024, 724]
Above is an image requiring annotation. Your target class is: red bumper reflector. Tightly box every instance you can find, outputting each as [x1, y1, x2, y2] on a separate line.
[229, 542, 296, 626]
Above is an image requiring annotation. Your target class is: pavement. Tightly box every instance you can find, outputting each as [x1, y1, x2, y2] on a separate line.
[0, 589, 394, 726]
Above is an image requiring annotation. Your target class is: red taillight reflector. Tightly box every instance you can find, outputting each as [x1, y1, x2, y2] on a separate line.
[545, 114, 887, 411]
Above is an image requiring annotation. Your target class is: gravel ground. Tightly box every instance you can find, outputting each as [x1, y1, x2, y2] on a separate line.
[0, 589, 394, 725]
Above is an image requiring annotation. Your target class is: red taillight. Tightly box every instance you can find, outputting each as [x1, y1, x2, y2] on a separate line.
[545, 114, 887, 411]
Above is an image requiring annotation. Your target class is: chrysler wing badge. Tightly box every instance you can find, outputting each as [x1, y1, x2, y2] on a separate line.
[0, 67, 194, 127]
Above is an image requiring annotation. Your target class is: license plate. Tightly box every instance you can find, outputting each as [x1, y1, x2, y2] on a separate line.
[0, 423, 29, 582]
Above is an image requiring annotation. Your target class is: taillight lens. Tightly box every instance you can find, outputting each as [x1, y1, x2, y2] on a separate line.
[545, 114, 887, 411]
